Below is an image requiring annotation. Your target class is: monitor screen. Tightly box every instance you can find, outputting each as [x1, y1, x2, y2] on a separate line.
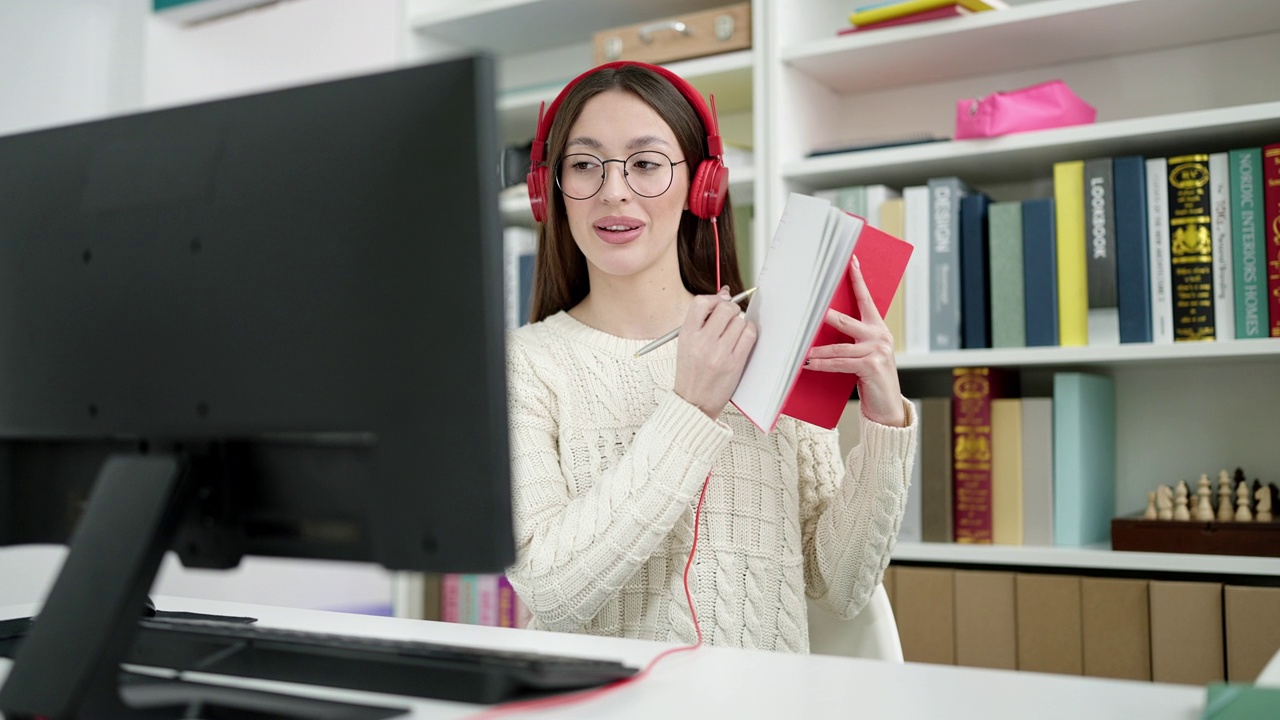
[0, 54, 516, 717]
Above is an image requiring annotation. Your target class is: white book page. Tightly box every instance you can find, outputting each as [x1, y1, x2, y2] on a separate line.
[733, 193, 861, 430]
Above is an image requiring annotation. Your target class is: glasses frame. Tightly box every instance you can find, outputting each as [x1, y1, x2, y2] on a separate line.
[554, 150, 688, 201]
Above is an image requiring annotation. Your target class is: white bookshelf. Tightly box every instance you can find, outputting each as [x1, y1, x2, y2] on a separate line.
[897, 338, 1280, 371]
[892, 542, 1280, 578]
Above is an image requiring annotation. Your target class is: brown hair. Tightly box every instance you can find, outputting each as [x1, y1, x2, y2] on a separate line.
[528, 65, 746, 324]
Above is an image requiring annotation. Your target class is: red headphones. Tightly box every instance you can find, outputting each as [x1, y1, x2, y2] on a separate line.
[526, 61, 728, 224]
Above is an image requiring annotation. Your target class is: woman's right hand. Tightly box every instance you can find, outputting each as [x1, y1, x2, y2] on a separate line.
[673, 287, 758, 420]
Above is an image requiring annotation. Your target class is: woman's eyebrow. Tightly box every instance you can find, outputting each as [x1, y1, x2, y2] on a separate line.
[566, 136, 603, 150]
[627, 135, 671, 150]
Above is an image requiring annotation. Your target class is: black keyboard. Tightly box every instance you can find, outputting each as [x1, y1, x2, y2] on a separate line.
[1, 615, 639, 705]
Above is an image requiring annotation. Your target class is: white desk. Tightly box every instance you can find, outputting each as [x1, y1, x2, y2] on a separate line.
[1, 597, 1204, 719]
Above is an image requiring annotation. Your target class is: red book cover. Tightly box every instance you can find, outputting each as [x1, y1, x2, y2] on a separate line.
[1264, 144, 1280, 337]
[779, 221, 913, 430]
[497, 575, 518, 628]
[838, 5, 968, 34]
[951, 367, 1017, 543]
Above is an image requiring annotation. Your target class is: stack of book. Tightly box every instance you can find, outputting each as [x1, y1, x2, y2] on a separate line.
[840, 0, 1007, 35]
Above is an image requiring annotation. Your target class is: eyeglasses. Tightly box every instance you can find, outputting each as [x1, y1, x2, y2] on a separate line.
[555, 151, 687, 200]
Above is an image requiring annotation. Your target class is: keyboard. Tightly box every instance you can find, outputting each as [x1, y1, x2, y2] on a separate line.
[1, 615, 639, 705]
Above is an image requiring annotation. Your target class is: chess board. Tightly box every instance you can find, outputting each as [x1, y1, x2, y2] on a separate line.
[1110, 516, 1280, 558]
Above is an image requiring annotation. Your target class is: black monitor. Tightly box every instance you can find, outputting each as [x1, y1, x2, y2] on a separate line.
[0, 55, 513, 718]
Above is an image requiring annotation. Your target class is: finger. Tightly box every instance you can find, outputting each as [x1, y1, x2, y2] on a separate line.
[732, 320, 758, 359]
[720, 311, 747, 350]
[702, 298, 741, 339]
[683, 295, 720, 334]
[807, 342, 875, 360]
[825, 307, 874, 341]
[848, 255, 886, 328]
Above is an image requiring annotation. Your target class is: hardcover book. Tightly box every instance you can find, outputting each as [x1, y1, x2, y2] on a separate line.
[1053, 161, 1089, 346]
[928, 176, 973, 351]
[1112, 156, 1151, 343]
[1082, 157, 1119, 345]
[1167, 153, 1216, 341]
[1146, 158, 1174, 344]
[1230, 148, 1268, 339]
[1209, 152, 1236, 341]
[951, 367, 1018, 543]
[1263, 144, 1280, 337]
[733, 193, 912, 432]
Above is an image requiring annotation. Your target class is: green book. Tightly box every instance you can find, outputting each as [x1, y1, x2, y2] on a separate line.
[1229, 148, 1269, 339]
[1203, 683, 1280, 719]
[988, 201, 1025, 348]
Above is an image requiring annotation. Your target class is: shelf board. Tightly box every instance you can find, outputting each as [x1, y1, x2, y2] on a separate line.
[409, 0, 744, 56]
[892, 541, 1280, 577]
[895, 337, 1280, 371]
[498, 168, 756, 226]
[782, 0, 1280, 95]
[782, 101, 1280, 190]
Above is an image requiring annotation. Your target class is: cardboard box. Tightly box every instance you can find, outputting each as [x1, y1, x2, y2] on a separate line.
[882, 564, 896, 608]
[1150, 580, 1224, 685]
[1016, 573, 1082, 674]
[1225, 585, 1280, 682]
[1082, 577, 1151, 680]
[895, 567, 954, 664]
[954, 570, 1017, 670]
[592, 4, 751, 65]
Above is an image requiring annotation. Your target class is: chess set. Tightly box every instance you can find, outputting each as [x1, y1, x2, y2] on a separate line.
[1111, 468, 1280, 558]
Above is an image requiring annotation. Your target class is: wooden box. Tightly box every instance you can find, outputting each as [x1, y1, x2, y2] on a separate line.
[592, 4, 751, 65]
[1111, 516, 1280, 558]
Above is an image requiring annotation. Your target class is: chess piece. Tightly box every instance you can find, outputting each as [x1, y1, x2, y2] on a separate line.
[1236, 480, 1253, 522]
[1256, 484, 1273, 522]
[1174, 482, 1191, 521]
[1156, 485, 1174, 521]
[1218, 471, 1234, 522]
[1144, 491, 1158, 520]
[1195, 480, 1214, 522]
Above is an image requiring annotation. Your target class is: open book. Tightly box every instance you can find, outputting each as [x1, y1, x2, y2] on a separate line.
[731, 193, 913, 433]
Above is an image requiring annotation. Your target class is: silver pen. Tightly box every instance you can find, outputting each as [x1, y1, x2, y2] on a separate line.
[634, 287, 757, 358]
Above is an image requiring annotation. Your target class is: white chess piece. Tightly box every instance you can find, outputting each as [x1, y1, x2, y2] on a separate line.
[1218, 473, 1234, 522]
[1174, 482, 1191, 521]
[1236, 482, 1253, 522]
[1144, 491, 1158, 520]
[1196, 482, 1214, 522]
[1156, 485, 1174, 521]
[1256, 486, 1273, 522]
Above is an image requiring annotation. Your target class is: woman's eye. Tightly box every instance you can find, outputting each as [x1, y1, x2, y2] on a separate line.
[572, 162, 598, 172]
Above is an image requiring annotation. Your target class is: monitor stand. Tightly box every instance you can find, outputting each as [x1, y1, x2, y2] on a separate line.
[0, 452, 404, 720]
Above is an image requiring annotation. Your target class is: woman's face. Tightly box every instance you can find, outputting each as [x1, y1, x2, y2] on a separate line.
[559, 89, 690, 287]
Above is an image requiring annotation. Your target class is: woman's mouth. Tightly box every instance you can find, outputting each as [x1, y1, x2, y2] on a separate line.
[594, 216, 645, 245]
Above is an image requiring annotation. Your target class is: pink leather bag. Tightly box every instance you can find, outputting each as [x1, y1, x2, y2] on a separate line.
[955, 80, 1096, 140]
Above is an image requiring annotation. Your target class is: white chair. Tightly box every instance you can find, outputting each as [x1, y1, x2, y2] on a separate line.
[807, 583, 903, 662]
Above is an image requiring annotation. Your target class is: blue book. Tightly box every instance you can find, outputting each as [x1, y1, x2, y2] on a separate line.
[1021, 198, 1059, 347]
[1052, 373, 1115, 547]
[960, 193, 992, 349]
[1113, 156, 1152, 343]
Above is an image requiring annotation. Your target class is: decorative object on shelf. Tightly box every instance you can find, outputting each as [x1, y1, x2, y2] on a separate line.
[1156, 484, 1173, 521]
[1112, 468, 1279, 557]
[954, 80, 1096, 140]
[1257, 485, 1273, 522]
[593, 3, 750, 65]
[1237, 481, 1254, 522]
[1219, 470, 1235, 522]
[1143, 491, 1157, 520]
[1195, 474, 1215, 522]
[1173, 482, 1191, 521]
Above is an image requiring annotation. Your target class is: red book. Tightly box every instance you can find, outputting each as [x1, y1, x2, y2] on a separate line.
[838, 5, 968, 34]
[732, 194, 911, 432]
[951, 367, 1018, 543]
[1264, 144, 1280, 337]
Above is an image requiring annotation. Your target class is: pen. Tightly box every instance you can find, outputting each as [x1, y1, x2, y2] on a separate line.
[634, 287, 757, 358]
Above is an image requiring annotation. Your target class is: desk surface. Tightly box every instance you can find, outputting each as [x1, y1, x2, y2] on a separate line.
[1, 597, 1204, 720]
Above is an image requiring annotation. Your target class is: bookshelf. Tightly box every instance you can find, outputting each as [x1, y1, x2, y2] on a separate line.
[404, 0, 1280, 586]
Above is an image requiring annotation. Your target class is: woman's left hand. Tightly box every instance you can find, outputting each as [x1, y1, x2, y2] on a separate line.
[803, 256, 906, 427]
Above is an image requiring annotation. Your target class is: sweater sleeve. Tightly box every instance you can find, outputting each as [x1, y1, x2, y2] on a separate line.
[798, 398, 917, 619]
[503, 337, 732, 632]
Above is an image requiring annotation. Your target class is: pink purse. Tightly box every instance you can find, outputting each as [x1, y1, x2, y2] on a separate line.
[955, 80, 1096, 140]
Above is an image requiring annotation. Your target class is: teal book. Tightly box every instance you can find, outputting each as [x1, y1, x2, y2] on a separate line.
[988, 201, 1026, 348]
[1203, 684, 1280, 719]
[1052, 373, 1115, 546]
[1230, 148, 1269, 339]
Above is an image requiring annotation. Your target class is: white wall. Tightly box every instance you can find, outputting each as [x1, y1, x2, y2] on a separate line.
[0, 0, 147, 136]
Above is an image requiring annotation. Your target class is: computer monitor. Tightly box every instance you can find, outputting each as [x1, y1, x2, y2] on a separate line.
[0, 54, 513, 718]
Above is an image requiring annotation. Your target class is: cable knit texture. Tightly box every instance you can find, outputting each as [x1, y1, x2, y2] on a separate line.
[504, 311, 917, 653]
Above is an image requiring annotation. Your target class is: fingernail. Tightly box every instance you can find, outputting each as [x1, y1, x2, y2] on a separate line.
[804, 359, 810, 366]
[853, 255, 861, 270]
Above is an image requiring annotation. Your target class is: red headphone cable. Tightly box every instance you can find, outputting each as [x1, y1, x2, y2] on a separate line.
[466, 468, 712, 719]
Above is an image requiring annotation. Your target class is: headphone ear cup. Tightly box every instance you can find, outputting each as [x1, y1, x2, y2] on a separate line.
[527, 166, 549, 223]
[689, 160, 728, 220]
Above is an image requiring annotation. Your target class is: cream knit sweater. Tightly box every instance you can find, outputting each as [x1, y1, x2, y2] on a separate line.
[504, 311, 917, 653]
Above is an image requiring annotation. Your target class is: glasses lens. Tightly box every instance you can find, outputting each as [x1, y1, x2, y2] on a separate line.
[557, 154, 604, 200]
[625, 151, 675, 198]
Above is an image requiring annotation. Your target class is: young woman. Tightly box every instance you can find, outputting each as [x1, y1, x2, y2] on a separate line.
[504, 61, 917, 653]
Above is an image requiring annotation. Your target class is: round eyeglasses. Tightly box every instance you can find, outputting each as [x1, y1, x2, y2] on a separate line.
[555, 151, 687, 200]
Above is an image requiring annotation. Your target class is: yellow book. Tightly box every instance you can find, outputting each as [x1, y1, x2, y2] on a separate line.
[849, 0, 1006, 27]
[878, 198, 907, 353]
[990, 398, 1023, 546]
[1054, 160, 1089, 346]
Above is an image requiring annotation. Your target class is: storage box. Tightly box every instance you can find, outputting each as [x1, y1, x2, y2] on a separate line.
[1016, 573, 1083, 675]
[894, 567, 955, 665]
[592, 4, 751, 65]
[1224, 585, 1280, 683]
[1111, 516, 1280, 558]
[1150, 581, 1224, 685]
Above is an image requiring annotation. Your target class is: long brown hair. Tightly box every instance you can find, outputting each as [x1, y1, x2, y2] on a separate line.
[528, 65, 746, 324]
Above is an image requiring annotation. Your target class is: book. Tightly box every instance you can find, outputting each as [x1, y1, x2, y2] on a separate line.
[1019, 397, 1054, 546]
[928, 176, 973, 351]
[878, 198, 908, 353]
[1146, 158, 1174, 344]
[1167, 153, 1216, 341]
[903, 185, 932, 354]
[503, 226, 537, 328]
[959, 192, 992, 349]
[1229, 148, 1269, 339]
[1052, 372, 1115, 547]
[733, 193, 913, 432]
[1053, 160, 1089, 346]
[1264, 144, 1280, 337]
[988, 201, 1025, 348]
[919, 396, 953, 543]
[1083, 157, 1120, 345]
[952, 367, 1018, 543]
[849, 0, 1007, 27]
[838, 5, 968, 34]
[1113, 155, 1152, 343]
[1209, 152, 1236, 341]
[1021, 198, 1059, 347]
[989, 398, 1022, 545]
